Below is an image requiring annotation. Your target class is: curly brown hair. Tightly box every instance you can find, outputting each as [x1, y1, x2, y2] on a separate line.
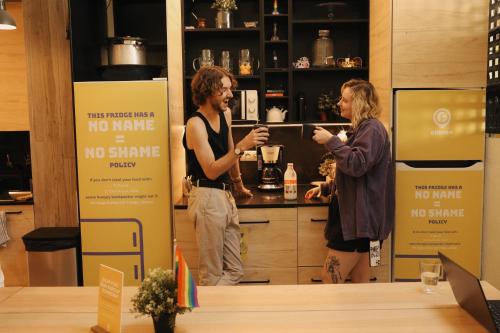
[191, 66, 237, 106]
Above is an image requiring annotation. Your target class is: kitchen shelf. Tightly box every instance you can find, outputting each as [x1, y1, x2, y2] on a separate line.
[264, 14, 288, 17]
[265, 95, 289, 99]
[182, 0, 369, 122]
[264, 68, 289, 72]
[293, 18, 368, 24]
[265, 40, 289, 44]
[185, 75, 260, 80]
[184, 27, 260, 33]
[293, 67, 368, 72]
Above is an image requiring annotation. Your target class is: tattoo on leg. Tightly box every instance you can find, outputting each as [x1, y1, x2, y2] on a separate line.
[326, 256, 342, 283]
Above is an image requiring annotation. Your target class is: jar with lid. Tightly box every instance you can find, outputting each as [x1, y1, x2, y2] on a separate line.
[312, 30, 334, 67]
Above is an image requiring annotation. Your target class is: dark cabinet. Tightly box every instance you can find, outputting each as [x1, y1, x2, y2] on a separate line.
[69, 0, 167, 82]
[182, 0, 368, 123]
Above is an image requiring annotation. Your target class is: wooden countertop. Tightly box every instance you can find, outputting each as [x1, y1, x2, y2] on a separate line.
[0, 282, 498, 332]
[175, 184, 329, 209]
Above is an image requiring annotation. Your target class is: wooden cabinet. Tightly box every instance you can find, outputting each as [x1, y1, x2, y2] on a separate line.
[297, 206, 391, 283]
[175, 205, 391, 284]
[238, 208, 297, 284]
[298, 206, 329, 267]
[392, 0, 487, 88]
[0, 3, 29, 131]
[174, 207, 297, 285]
[0, 205, 35, 286]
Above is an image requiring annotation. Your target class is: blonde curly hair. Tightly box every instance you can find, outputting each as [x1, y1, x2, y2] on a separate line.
[340, 79, 380, 129]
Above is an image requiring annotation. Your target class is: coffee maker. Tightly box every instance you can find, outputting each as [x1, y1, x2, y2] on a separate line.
[257, 145, 284, 190]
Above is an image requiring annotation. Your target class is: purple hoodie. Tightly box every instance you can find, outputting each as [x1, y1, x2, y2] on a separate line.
[320, 118, 395, 241]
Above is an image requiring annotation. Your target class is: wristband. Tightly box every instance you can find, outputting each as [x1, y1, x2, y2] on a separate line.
[231, 177, 242, 184]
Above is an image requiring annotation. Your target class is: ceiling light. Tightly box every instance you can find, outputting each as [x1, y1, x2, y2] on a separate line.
[0, 0, 17, 30]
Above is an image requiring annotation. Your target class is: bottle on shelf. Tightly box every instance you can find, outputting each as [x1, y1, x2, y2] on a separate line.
[284, 162, 297, 200]
[272, 50, 279, 68]
[312, 30, 334, 67]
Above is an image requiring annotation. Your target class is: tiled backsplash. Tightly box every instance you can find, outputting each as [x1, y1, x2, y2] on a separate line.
[232, 123, 349, 185]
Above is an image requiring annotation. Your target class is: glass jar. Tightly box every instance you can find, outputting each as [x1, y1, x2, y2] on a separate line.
[312, 30, 334, 67]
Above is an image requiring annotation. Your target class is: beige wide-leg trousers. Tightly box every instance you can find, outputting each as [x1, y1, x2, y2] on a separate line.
[187, 186, 244, 286]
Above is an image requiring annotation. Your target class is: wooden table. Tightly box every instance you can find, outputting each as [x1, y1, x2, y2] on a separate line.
[0, 282, 499, 332]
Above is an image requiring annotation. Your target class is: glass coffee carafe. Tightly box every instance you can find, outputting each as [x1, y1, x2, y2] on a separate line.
[312, 30, 334, 67]
[192, 49, 215, 71]
[239, 49, 260, 75]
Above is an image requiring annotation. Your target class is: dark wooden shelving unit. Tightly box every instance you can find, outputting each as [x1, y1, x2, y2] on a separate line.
[69, 0, 167, 82]
[293, 18, 369, 24]
[264, 40, 289, 44]
[181, 0, 368, 123]
[293, 67, 368, 72]
[184, 27, 260, 33]
[264, 14, 289, 17]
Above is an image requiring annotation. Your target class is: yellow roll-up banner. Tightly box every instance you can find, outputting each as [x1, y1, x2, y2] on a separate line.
[74, 80, 172, 286]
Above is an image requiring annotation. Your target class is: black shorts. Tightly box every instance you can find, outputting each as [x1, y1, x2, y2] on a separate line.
[325, 196, 381, 253]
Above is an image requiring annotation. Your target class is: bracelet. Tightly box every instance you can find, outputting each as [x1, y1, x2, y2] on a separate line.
[231, 174, 243, 183]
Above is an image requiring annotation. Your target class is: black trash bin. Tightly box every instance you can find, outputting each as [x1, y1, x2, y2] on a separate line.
[22, 227, 82, 286]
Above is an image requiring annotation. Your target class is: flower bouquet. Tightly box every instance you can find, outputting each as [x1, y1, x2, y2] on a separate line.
[318, 152, 336, 181]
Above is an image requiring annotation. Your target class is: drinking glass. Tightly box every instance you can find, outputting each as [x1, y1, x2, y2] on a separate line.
[419, 259, 442, 293]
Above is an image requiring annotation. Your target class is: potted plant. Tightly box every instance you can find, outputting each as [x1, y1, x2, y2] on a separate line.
[211, 0, 238, 28]
[317, 91, 336, 121]
[131, 268, 191, 333]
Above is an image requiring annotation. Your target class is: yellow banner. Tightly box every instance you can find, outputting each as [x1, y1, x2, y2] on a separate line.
[95, 265, 124, 333]
[394, 163, 483, 280]
[74, 81, 172, 286]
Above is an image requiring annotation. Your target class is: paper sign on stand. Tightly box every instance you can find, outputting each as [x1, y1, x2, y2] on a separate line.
[91, 264, 124, 333]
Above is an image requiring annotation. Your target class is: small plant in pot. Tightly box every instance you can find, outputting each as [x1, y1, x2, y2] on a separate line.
[212, 0, 238, 28]
[317, 90, 336, 121]
[131, 268, 191, 333]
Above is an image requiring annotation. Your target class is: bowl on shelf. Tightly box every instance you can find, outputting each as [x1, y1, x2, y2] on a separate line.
[8, 191, 32, 201]
[244, 21, 258, 28]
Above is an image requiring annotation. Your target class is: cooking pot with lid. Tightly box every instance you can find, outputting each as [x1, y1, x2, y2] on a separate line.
[108, 36, 147, 65]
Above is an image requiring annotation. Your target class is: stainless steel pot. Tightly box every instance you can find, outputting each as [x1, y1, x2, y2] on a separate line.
[108, 36, 146, 65]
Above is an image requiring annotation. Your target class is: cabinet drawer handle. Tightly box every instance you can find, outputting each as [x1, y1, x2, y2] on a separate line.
[239, 279, 271, 284]
[311, 278, 323, 283]
[240, 220, 270, 225]
[310, 218, 327, 223]
[6, 211, 22, 215]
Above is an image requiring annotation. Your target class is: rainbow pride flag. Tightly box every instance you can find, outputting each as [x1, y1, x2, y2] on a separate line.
[175, 246, 199, 308]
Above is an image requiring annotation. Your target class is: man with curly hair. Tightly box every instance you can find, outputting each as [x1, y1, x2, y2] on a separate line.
[183, 66, 269, 285]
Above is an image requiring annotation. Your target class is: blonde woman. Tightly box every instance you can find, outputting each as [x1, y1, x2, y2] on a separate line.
[305, 79, 394, 283]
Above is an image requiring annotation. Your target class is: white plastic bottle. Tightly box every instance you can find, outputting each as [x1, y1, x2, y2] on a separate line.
[284, 162, 297, 200]
[0, 264, 4, 288]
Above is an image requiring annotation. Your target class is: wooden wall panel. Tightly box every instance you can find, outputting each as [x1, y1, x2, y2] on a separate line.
[0, 3, 29, 131]
[23, 0, 78, 227]
[369, 0, 392, 129]
[483, 136, 500, 290]
[0, 206, 34, 286]
[167, 0, 186, 203]
[393, 0, 488, 88]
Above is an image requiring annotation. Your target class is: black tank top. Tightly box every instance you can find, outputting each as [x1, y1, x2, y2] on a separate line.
[182, 111, 230, 183]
